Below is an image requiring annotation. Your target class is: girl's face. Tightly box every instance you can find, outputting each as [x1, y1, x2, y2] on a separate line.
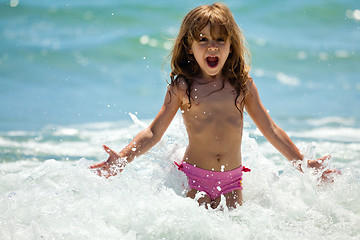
[190, 24, 231, 80]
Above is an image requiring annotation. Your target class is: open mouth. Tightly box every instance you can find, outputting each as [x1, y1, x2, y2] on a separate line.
[206, 56, 219, 68]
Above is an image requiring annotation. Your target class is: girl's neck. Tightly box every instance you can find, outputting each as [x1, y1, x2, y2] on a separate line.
[195, 73, 224, 84]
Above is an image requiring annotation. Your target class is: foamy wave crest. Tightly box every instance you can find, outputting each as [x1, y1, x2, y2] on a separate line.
[288, 127, 360, 143]
[1, 115, 359, 239]
[276, 72, 300, 86]
[307, 117, 356, 127]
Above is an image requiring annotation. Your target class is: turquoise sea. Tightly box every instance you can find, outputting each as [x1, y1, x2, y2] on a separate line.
[1, 0, 359, 239]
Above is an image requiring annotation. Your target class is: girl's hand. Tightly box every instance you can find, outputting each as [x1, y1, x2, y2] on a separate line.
[89, 145, 126, 178]
[307, 155, 341, 182]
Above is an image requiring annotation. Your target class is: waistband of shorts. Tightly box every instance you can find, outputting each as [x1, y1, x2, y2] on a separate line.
[181, 162, 244, 179]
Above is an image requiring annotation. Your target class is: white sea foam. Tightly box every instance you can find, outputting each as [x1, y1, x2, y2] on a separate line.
[276, 72, 300, 86]
[307, 117, 356, 127]
[53, 128, 80, 136]
[288, 127, 360, 143]
[0, 115, 359, 239]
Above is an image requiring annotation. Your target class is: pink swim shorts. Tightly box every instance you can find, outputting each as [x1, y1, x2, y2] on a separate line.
[175, 161, 251, 200]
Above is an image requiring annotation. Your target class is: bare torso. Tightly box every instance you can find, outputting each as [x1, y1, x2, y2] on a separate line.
[176, 77, 244, 172]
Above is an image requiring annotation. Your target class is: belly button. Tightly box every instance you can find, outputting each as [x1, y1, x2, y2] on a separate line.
[216, 155, 221, 161]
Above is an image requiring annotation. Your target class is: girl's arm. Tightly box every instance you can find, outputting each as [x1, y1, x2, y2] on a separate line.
[244, 79, 303, 163]
[244, 79, 340, 178]
[90, 86, 182, 178]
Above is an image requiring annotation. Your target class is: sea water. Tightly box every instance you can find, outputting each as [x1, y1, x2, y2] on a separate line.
[1, 0, 359, 239]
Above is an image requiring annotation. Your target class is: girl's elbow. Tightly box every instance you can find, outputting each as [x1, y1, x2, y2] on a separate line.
[152, 134, 162, 144]
[147, 127, 163, 144]
[271, 124, 281, 135]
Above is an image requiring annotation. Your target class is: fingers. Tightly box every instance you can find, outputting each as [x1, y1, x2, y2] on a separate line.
[103, 144, 111, 153]
[316, 155, 331, 166]
[308, 155, 332, 169]
[89, 145, 123, 178]
[319, 155, 331, 162]
[90, 163, 112, 178]
[88, 145, 113, 170]
[89, 162, 107, 169]
[95, 168, 103, 177]
[323, 168, 341, 175]
[319, 168, 342, 183]
[103, 145, 118, 156]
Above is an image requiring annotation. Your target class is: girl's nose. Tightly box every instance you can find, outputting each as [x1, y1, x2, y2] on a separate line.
[208, 42, 218, 51]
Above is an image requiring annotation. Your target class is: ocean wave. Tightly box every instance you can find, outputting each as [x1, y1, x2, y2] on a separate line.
[289, 127, 360, 143]
[307, 117, 356, 127]
[0, 136, 359, 239]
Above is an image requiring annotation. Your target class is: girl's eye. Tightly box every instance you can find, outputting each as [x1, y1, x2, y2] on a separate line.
[199, 37, 208, 42]
[217, 38, 225, 42]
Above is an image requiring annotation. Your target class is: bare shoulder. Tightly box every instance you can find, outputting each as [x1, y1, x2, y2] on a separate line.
[245, 76, 255, 95]
[245, 76, 255, 90]
[171, 76, 188, 92]
[167, 76, 188, 103]
[244, 76, 260, 104]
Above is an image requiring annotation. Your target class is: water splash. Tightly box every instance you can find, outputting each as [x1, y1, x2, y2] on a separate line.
[1, 115, 359, 239]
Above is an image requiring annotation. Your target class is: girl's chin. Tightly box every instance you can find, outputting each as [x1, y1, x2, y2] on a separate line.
[201, 70, 221, 78]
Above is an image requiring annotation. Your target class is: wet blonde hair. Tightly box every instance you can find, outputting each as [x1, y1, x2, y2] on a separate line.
[170, 2, 251, 111]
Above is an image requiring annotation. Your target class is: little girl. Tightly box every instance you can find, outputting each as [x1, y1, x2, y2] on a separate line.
[90, 3, 338, 209]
